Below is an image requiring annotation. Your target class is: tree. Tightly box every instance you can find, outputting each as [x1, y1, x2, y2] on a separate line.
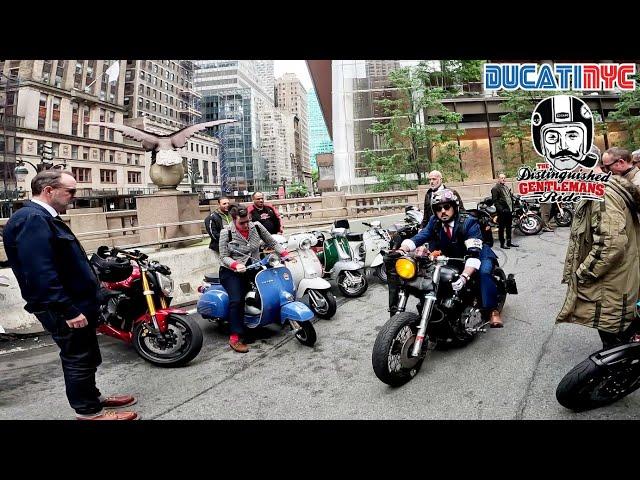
[363, 65, 466, 192]
[288, 182, 308, 198]
[608, 72, 640, 150]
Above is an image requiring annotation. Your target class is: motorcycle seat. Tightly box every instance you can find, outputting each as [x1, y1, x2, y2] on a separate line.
[347, 232, 363, 242]
[204, 273, 220, 284]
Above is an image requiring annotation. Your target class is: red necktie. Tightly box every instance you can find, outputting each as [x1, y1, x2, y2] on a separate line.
[445, 225, 452, 239]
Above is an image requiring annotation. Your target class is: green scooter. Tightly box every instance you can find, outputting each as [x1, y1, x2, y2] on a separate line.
[312, 221, 368, 298]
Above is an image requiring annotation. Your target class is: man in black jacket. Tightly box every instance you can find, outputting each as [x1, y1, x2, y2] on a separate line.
[248, 192, 283, 234]
[421, 170, 465, 227]
[491, 173, 519, 249]
[204, 196, 233, 253]
[3, 171, 138, 420]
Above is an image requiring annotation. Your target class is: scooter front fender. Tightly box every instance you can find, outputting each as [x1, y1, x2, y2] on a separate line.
[197, 287, 229, 319]
[281, 301, 315, 323]
[331, 260, 364, 278]
[297, 277, 332, 299]
[370, 253, 384, 268]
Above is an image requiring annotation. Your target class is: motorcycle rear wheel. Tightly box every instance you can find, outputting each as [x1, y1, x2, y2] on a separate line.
[133, 314, 203, 367]
[308, 289, 337, 319]
[337, 271, 368, 297]
[556, 356, 640, 411]
[372, 312, 424, 387]
[517, 214, 543, 235]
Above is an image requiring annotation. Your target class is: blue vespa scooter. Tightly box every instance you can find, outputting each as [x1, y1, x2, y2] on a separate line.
[197, 254, 317, 346]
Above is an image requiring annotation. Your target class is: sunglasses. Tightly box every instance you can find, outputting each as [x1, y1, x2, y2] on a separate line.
[434, 204, 453, 212]
[601, 159, 619, 172]
[63, 188, 77, 196]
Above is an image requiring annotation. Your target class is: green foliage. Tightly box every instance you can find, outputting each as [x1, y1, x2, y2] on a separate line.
[363, 65, 468, 190]
[609, 72, 640, 149]
[288, 182, 308, 198]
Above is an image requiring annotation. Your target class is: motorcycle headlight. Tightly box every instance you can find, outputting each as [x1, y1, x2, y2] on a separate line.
[156, 272, 174, 296]
[268, 254, 281, 267]
[299, 238, 314, 250]
[395, 258, 417, 280]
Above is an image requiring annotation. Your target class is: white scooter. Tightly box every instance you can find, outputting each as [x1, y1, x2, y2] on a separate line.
[341, 220, 391, 282]
[271, 234, 338, 319]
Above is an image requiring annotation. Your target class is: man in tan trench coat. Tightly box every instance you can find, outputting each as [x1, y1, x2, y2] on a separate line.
[556, 162, 640, 349]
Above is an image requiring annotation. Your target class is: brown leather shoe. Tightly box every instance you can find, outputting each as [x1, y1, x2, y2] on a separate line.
[77, 410, 139, 420]
[101, 395, 137, 408]
[229, 339, 249, 353]
[489, 310, 504, 328]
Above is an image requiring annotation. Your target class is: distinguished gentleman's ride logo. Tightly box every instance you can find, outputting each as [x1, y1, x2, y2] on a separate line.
[482, 63, 633, 203]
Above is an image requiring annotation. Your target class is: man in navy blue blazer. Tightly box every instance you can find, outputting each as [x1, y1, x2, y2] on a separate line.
[3, 170, 138, 420]
[398, 189, 504, 328]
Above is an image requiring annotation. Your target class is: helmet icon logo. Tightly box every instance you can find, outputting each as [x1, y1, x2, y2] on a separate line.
[531, 95, 598, 171]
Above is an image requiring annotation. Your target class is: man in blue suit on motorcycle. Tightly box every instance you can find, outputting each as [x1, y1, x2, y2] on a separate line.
[399, 189, 504, 327]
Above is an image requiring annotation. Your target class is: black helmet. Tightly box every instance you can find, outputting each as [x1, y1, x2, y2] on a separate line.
[90, 246, 133, 283]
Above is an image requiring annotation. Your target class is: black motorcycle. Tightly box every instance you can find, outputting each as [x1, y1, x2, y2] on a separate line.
[372, 250, 518, 387]
[477, 195, 543, 236]
[556, 332, 640, 411]
[527, 201, 574, 227]
[387, 206, 424, 250]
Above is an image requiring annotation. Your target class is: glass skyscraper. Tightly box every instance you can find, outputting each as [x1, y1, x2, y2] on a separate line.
[307, 89, 333, 170]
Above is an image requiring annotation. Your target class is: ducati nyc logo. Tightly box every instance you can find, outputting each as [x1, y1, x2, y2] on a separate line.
[516, 95, 610, 204]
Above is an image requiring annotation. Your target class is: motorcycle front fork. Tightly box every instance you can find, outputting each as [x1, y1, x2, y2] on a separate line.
[140, 269, 165, 336]
[411, 295, 436, 357]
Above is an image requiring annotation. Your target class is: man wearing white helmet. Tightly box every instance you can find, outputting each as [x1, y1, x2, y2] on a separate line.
[398, 188, 504, 327]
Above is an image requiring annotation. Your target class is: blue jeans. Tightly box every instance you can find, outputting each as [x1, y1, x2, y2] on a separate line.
[219, 266, 255, 336]
[479, 258, 498, 310]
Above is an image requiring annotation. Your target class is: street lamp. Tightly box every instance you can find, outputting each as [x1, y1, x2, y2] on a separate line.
[14, 143, 67, 182]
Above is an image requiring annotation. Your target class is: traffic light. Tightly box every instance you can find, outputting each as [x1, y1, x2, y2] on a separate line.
[41, 143, 54, 163]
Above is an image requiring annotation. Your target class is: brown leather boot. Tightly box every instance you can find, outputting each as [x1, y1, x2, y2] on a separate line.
[77, 410, 139, 420]
[229, 339, 249, 353]
[101, 395, 137, 408]
[489, 310, 503, 328]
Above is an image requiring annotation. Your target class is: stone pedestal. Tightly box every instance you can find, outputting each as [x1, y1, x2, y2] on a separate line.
[321, 191, 347, 218]
[68, 208, 111, 252]
[136, 192, 201, 245]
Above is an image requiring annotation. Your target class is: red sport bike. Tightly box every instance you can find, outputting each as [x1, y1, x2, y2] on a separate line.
[91, 246, 203, 367]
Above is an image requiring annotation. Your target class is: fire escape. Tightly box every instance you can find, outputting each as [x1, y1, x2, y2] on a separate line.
[178, 60, 202, 126]
[1, 71, 23, 218]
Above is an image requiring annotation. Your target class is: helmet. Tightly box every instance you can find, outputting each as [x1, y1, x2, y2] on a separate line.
[90, 246, 133, 283]
[531, 95, 595, 169]
[431, 189, 460, 209]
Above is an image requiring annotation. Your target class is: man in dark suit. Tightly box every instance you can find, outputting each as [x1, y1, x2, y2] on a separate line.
[3, 171, 138, 420]
[491, 173, 519, 249]
[421, 170, 464, 227]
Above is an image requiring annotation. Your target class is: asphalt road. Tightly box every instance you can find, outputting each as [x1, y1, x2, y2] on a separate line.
[1, 226, 639, 420]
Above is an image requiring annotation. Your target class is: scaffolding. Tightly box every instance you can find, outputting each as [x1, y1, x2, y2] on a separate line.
[0, 70, 22, 218]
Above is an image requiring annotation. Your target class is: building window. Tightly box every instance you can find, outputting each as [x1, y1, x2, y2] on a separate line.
[74, 61, 83, 89]
[127, 171, 141, 183]
[127, 153, 132, 164]
[72, 167, 91, 183]
[71, 145, 78, 159]
[51, 96, 61, 133]
[134, 154, 140, 165]
[203, 160, 209, 183]
[99, 149, 105, 162]
[42, 60, 53, 83]
[38, 93, 47, 130]
[212, 161, 218, 184]
[85, 60, 95, 93]
[99, 108, 106, 140]
[107, 111, 115, 141]
[108, 150, 114, 163]
[71, 101, 79, 136]
[82, 147, 89, 160]
[182, 157, 188, 177]
[100, 169, 116, 183]
[54, 60, 65, 88]
[83, 107, 91, 138]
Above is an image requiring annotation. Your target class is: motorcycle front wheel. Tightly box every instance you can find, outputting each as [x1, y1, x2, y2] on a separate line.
[307, 289, 337, 319]
[290, 320, 317, 347]
[554, 209, 573, 227]
[337, 270, 368, 297]
[372, 312, 425, 387]
[133, 314, 203, 367]
[517, 214, 543, 235]
[556, 356, 640, 411]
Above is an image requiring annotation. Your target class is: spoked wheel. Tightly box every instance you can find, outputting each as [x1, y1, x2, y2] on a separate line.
[133, 314, 203, 367]
[556, 356, 640, 411]
[375, 263, 388, 282]
[307, 289, 337, 319]
[337, 270, 368, 297]
[518, 214, 543, 235]
[554, 209, 573, 227]
[290, 320, 317, 347]
[372, 312, 425, 387]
